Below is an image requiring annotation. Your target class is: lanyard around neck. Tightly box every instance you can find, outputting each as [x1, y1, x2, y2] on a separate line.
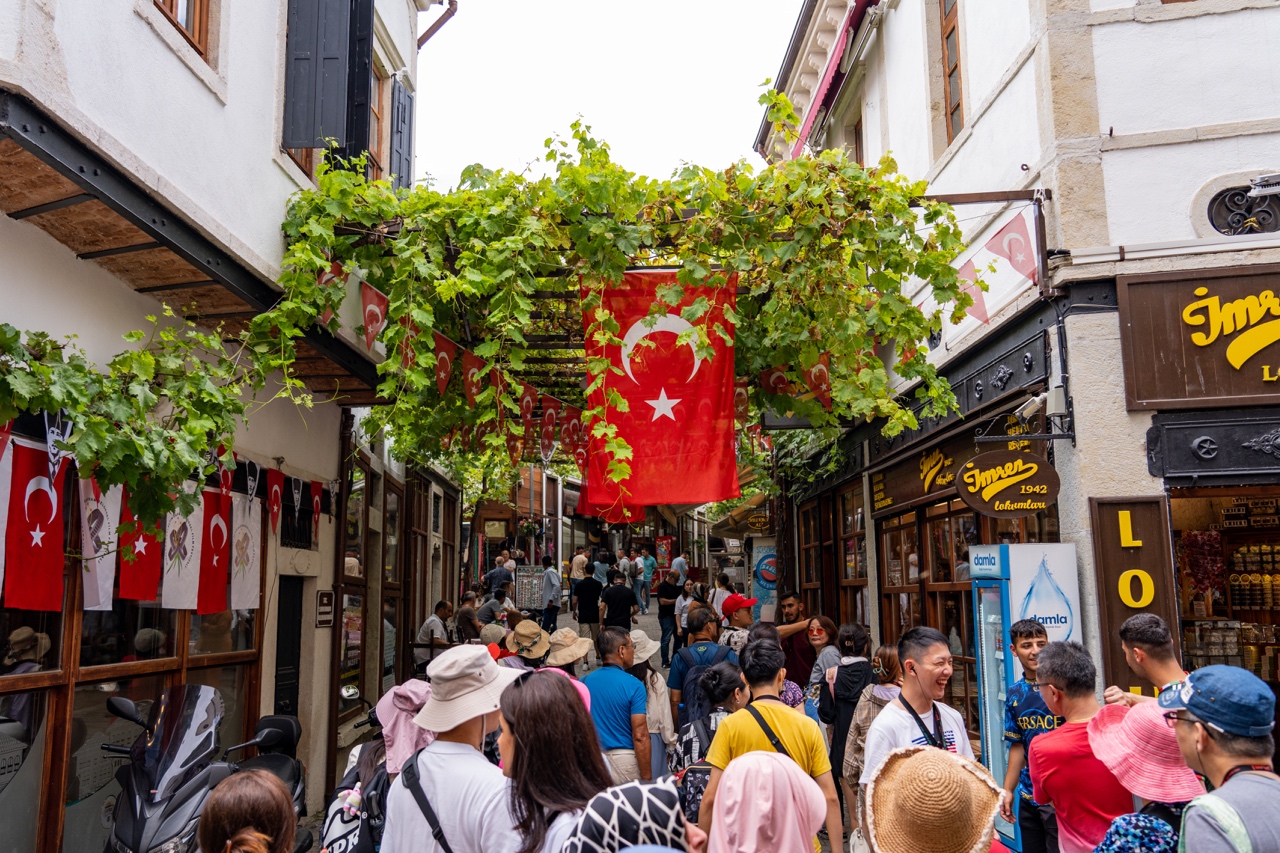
[898, 693, 945, 750]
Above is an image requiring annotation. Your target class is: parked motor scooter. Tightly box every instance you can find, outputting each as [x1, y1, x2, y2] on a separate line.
[101, 683, 313, 853]
[318, 686, 386, 853]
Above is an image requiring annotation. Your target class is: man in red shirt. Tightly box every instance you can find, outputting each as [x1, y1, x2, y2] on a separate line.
[1029, 642, 1132, 853]
[775, 590, 816, 683]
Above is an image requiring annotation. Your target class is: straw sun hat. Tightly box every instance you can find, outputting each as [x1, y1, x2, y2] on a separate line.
[546, 628, 594, 667]
[505, 620, 551, 659]
[866, 747, 1001, 853]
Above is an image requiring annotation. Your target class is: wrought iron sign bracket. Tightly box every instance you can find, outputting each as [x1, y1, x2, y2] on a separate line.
[973, 412, 1075, 444]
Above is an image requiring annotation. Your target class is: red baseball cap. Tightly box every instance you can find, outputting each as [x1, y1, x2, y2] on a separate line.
[721, 593, 758, 618]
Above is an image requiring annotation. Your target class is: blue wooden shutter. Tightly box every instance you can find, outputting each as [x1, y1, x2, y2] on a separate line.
[283, 0, 351, 149]
[389, 79, 414, 190]
[343, 0, 375, 165]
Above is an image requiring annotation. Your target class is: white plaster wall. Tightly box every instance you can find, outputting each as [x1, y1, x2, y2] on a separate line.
[1092, 9, 1280, 137]
[877, 0, 935, 177]
[959, 0, 1032, 111]
[1101, 131, 1280, 245]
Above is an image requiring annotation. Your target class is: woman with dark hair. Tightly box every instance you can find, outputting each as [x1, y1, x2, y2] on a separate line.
[819, 623, 874, 833]
[842, 644, 904, 842]
[803, 615, 841, 729]
[498, 670, 614, 853]
[198, 770, 296, 853]
[745, 623, 805, 709]
[672, 660, 747, 772]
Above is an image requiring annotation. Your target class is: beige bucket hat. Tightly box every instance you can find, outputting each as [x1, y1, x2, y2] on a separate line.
[545, 628, 594, 667]
[413, 644, 523, 732]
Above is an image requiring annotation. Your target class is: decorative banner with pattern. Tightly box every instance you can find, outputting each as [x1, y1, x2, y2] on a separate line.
[162, 481, 202, 610]
[231, 495, 262, 610]
[80, 479, 123, 612]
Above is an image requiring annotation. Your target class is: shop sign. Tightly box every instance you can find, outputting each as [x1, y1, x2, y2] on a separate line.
[957, 450, 1060, 518]
[316, 590, 335, 627]
[1088, 497, 1180, 696]
[746, 511, 771, 533]
[1118, 266, 1280, 410]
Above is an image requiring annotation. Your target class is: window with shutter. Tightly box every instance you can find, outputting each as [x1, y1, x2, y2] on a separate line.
[388, 79, 415, 191]
[344, 0, 376, 167]
[282, 0, 351, 150]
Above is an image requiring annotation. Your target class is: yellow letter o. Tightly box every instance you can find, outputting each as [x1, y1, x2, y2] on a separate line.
[1118, 569, 1155, 608]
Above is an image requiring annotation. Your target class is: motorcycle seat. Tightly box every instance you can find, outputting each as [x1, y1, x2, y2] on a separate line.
[239, 753, 301, 790]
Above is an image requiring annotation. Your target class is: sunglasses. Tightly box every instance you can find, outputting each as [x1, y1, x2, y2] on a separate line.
[807, 627, 827, 636]
[1163, 711, 1196, 728]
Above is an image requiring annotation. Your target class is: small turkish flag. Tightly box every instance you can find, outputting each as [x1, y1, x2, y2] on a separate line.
[441, 428, 457, 451]
[360, 282, 389, 350]
[584, 269, 740, 507]
[311, 481, 323, 541]
[506, 429, 523, 468]
[956, 259, 989, 324]
[733, 379, 750, 427]
[4, 439, 70, 611]
[317, 260, 346, 326]
[119, 491, 163, 601]
[458, 423, 472, 452]
[399, 316, 421, 368]
[540, 396, 560, 463]
[197, 488, 231, 615]
[560, 405, 587, 477]
[491, 370, 506, 429]
[985, 213, 1038, 284]
[760, 365, 795, 396]
[804, 353, 832, 411]
[462, 350, 486, 406]
[519, 383, 537, 436]
[433, 332, 457, 396]
[266, 468, 284, 534]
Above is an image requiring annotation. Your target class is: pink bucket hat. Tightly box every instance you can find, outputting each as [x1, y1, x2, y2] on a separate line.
[1088, 700, 1205, 803]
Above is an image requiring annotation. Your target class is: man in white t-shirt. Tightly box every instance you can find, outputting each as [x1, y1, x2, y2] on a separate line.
[414, 600, 453, 668]
[860, 626, 974, 835]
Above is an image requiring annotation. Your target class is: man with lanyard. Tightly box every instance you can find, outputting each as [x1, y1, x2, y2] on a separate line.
[1162, 665, 1280, 851]
[1103, 613, 1188, 707]
[859, 627, 974, 837]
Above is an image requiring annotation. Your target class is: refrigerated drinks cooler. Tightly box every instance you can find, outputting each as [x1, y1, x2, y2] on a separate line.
[970, 543, 1081, 852]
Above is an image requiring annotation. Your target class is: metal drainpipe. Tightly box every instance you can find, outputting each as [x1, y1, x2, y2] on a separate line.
[418, 0, 458, 49]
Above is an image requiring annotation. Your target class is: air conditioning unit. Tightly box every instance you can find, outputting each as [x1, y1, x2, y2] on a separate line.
[1248, 173, 1280, 198]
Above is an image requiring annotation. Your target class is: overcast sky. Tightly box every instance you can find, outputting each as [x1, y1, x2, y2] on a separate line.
[413, 1, 802, 190]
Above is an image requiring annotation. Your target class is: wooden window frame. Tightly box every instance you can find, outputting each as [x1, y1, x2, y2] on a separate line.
[838, 485, 868, 626]
[852, 118, 865, 168]
[285, 147, 317, 181]
[368, 70, 387, 181]
[383, 479, 406, 685]
[940, 0, 964, 142]
[154, 0, 210, 58]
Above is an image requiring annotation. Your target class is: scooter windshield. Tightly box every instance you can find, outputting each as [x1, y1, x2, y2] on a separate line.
[131, 684, 225, 804]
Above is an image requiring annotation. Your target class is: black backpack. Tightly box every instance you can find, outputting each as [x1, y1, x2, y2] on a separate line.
[677, 644, 731, 727]
[319, 746, 391, 853]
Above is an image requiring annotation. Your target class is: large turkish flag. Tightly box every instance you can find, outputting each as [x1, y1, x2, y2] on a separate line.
[584, 270, 740, 508]
[197, 488, 231, 615]
[4, 439, 70, 611]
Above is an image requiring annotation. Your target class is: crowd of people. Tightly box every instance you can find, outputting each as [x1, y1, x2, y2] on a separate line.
[192, 550, 1278, 853]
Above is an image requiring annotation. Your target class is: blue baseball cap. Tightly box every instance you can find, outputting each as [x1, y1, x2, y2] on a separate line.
[1157, 665, 1276, 737]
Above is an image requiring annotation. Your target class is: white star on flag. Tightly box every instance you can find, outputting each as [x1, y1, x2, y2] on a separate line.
[134, 537, 147, 556]
[645, 388, 681, 421]
[30, 525, 44, 547]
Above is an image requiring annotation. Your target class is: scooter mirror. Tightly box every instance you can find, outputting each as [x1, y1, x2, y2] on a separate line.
[339, 685, 361, 700]
[107, 696, 149, 730]
[257, 728, 283, 748]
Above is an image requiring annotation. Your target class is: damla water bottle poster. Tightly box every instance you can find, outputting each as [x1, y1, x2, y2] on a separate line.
[1010, 543, 1080, 644]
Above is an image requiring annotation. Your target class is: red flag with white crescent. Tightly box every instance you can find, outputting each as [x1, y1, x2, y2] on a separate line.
[540, 396, 560, 464]
[441, 428, 457, 452]
[119, 491, 163, 601]
[317, 260, 346, 326]
[3, 439, 69, 611]
[491, 370, 506, 429]
[804, 352, 832, 411]
[519, 383, 537, 436]
[433, 332, 457, 396]
[584, 270, 739, 507]
[266, 468, 284, 534]
[560, 406, 588, 477]
[459, 423, 472, 452]
[197, 488, 231, 615]
[956, 259, 989, 324]
[506, 429, 523, 468]
[462, 350, 486, 406]
[360, 282, 389, 350]
[733, 379, 750, 427]
[759, 365, 794, 396]
[399, 316, 421, 368]
[984, 213, 1038, 284]
[311, 480, 323, 541]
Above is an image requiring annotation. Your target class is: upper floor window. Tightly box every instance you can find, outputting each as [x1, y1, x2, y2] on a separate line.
[155, 0, 210, 57]
[940, 0, 964, 141]
[368, 70, 388, 181]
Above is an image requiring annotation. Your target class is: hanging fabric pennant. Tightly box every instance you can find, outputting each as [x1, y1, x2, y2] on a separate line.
[458, 423, 472, 452]
[759, 365, 795, 396]
[197, 488, 231, 615]
[956, 259, 989, 324]
[559, 405, 584, 452]
[243, 457, 261, 499]
[433, 332, 457, 396]
[119, 492, 163, 602]
[80, 478, 123, 612]
[231, 494, 262, 610]
[291, 477, 304, 526]
[317, 260, 347, 326]
[733, 379, 750, 427]
[441, 428, 456, 452]
[399, 315, 421, 369]
[266, 468, 284, 534]
[360, 281, 390, 350]
[506, 429, 523, 468]
[0, 436, 15, 602]
[984, 213, 1038, 284]
[328, 480, 340, 518]
[162, 482, 202, 610]
[4, 438, 71, 611]
[539, 396, 560, 464]
[803, 352, 832, 411]
[311, 481, 323, 542]
[462, 350, 486, 406]
[491, 369, 506, 429]
[519, 383, 537, 436]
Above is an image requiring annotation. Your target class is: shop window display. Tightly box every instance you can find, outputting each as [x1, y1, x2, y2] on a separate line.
[79, 601, 175, 667]
[2, 608, 61, 675]
[0, 689, 46, 852]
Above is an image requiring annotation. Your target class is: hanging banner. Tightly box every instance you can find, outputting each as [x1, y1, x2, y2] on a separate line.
[759, 365, 795, 396]
[119, 492, 163, 601]
[584, 269, 740, 508]
[655, 535, 674, 569]
[540, 396, 560, 464]
[462, 350, 486, 406]
[733, 379, 750, 427]
[803, 353, 832, 411]
[360, 281, 389, 350]
[751, 537, 778, 622]
[80, 479, 123, 612]
[519, 383, 538, 436]
[162, 482, 202, 610]
[266, 467, 284, 534]
[197, 488, 231, 615]
[231, 495, 262, 610]
[433, 332, 457, 396]
[4, 439, 71, 611]
[311, 480, 323, 542]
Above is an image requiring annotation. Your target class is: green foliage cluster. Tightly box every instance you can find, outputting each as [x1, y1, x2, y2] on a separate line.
[255, 91, 981, 503]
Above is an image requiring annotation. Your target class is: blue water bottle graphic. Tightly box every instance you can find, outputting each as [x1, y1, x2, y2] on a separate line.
[1018, 552, 1074, 642]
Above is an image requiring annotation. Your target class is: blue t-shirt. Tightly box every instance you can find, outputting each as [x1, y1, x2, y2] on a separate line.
[592, 561, 610, 584]
[666, 641, 739, 691]
[1003, 676, 1063, 802]
[643, 555, 658, 581]
[582, 664, 647, 751]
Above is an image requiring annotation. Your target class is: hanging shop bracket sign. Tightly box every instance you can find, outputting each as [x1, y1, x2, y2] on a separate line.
[957, 450, 1060, 518]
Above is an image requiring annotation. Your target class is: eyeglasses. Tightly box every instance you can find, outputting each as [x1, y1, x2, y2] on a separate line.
[1163, 711, 1196, 728]
[807, 628, 826, 636]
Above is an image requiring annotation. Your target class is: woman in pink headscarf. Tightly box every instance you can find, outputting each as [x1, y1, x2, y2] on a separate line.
[707, 751, 827, 853]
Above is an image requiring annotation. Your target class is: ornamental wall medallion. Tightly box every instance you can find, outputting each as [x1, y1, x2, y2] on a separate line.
[1243, 428, 1280, 458]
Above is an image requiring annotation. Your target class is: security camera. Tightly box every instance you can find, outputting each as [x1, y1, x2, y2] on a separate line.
[1015, 392, 1048, 422]
[1248, 173, 1280, 198]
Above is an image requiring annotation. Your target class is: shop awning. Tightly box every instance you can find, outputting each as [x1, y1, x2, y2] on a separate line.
[710, 492, 768, 537]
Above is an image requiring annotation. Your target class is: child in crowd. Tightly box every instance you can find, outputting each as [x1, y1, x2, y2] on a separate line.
[999, 619, 1063, 853]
